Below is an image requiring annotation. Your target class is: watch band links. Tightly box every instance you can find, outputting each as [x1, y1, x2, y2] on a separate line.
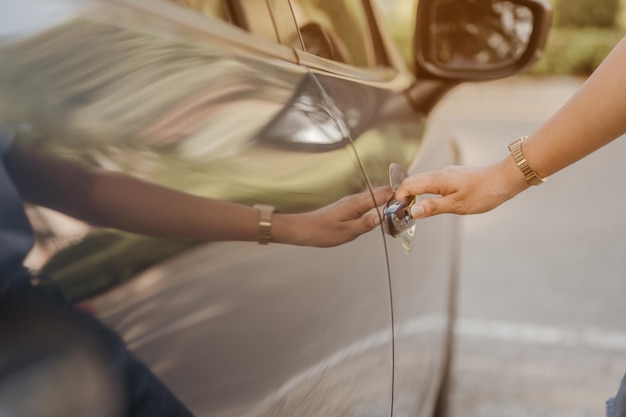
[253, 204, 275, 245]
[508, 136, 547, 186]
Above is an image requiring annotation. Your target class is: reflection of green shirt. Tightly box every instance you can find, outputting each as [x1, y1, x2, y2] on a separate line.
[0, 127, 34, 282]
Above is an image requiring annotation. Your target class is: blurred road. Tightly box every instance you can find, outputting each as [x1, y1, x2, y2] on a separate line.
[431, 76, 626, 417]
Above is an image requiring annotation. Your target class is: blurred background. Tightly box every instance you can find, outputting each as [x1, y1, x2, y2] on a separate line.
[381, 0, 626, 77]
[381, 0, 626, 416]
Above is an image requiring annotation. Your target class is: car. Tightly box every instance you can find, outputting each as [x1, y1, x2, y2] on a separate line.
[0, 0, 551, 416]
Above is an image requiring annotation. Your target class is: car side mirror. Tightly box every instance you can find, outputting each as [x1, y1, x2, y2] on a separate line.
[414, 0, 552, 81]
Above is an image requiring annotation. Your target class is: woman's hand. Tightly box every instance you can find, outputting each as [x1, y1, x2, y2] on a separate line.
[394, 157, 529, 219]
[273, 185, 392, 247]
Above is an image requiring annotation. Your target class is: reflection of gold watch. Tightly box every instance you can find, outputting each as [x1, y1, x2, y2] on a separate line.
[508, 136, 547, 186]
[253, 204, 275, 245]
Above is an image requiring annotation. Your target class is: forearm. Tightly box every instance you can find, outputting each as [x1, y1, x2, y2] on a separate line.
[521, 36, 626, 179]
[88, 172, 260, 241]
[7, 145, 269, 242]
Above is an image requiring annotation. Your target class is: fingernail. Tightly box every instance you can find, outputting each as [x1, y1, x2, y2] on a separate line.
[374, 215, 381, 225]
[411, 205, 425, 218]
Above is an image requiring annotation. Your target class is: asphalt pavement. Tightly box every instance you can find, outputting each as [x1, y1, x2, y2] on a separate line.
[431, 76, 626, 417]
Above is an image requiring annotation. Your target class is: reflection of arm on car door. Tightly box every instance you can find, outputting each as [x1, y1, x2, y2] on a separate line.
[5, 131, 391, 248]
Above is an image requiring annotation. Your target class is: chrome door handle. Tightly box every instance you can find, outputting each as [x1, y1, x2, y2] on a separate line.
[383, 196, 417, 238]
[382, 163, 418, 247]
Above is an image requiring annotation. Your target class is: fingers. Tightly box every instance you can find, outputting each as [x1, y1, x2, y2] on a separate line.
[346, 187, 390, 236]
[394, 171, 444, 200]
[371, 185, 393, 206]
[340, 213, 380, 245]
[314, 186, 391, 247]
[409, 196, 454, 219]
[394, 168, 465, 218]
[333, 188, 389, 245]
[346, 185, 392, 217]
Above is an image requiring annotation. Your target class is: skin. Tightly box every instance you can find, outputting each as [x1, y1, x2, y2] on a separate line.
[5, 145, 392, 248]
[396, 36, 626, 219]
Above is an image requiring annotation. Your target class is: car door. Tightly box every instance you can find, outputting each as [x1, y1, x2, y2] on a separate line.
[276, 1, 461, 416]
[0, 1, 395, 416]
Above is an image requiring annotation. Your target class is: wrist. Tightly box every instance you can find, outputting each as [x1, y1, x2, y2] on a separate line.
[253, 204, 276, 245]
[497, 154, 531, 199]
[508, 136, 547, 186]
[251, 206, 311, 246]
[270, 213, 303, 246]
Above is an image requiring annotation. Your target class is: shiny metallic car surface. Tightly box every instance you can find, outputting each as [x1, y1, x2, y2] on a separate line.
[0, 0, 551, 416]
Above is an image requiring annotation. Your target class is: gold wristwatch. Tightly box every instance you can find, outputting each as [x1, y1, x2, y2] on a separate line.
[253, 204, 275, 245]
[508, 136, 547, 186]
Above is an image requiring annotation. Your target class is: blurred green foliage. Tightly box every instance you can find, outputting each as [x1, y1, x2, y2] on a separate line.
[554, 0, 620, 28]
[528, 27, 625, 76]
[527, 0, 626, 76]
[526, 0, 624, 75]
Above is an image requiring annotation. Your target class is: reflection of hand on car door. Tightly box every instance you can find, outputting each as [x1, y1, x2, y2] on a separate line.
[273, 185, 392, 247]
[6, 137, 391, 248]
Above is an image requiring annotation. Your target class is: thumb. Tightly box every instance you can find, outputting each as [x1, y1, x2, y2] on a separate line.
[410, 196, 455, 219]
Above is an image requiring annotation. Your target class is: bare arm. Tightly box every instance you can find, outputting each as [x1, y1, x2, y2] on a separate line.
[6, 145, 391, 247]
[524, 37, 626, 178]
[396, 36, 626, 218]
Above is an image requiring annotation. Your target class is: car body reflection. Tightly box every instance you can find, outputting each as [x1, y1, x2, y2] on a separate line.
[0, 0, 551, 415]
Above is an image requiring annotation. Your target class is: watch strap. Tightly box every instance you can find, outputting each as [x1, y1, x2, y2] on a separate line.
[253, 204, 275, 245]
[508, 136, 547, 186]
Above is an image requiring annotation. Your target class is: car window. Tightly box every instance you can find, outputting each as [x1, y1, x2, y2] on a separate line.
[169, 0, 281, 44]
[377, 0, 418, 66]
[287, 0, 378, 67]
